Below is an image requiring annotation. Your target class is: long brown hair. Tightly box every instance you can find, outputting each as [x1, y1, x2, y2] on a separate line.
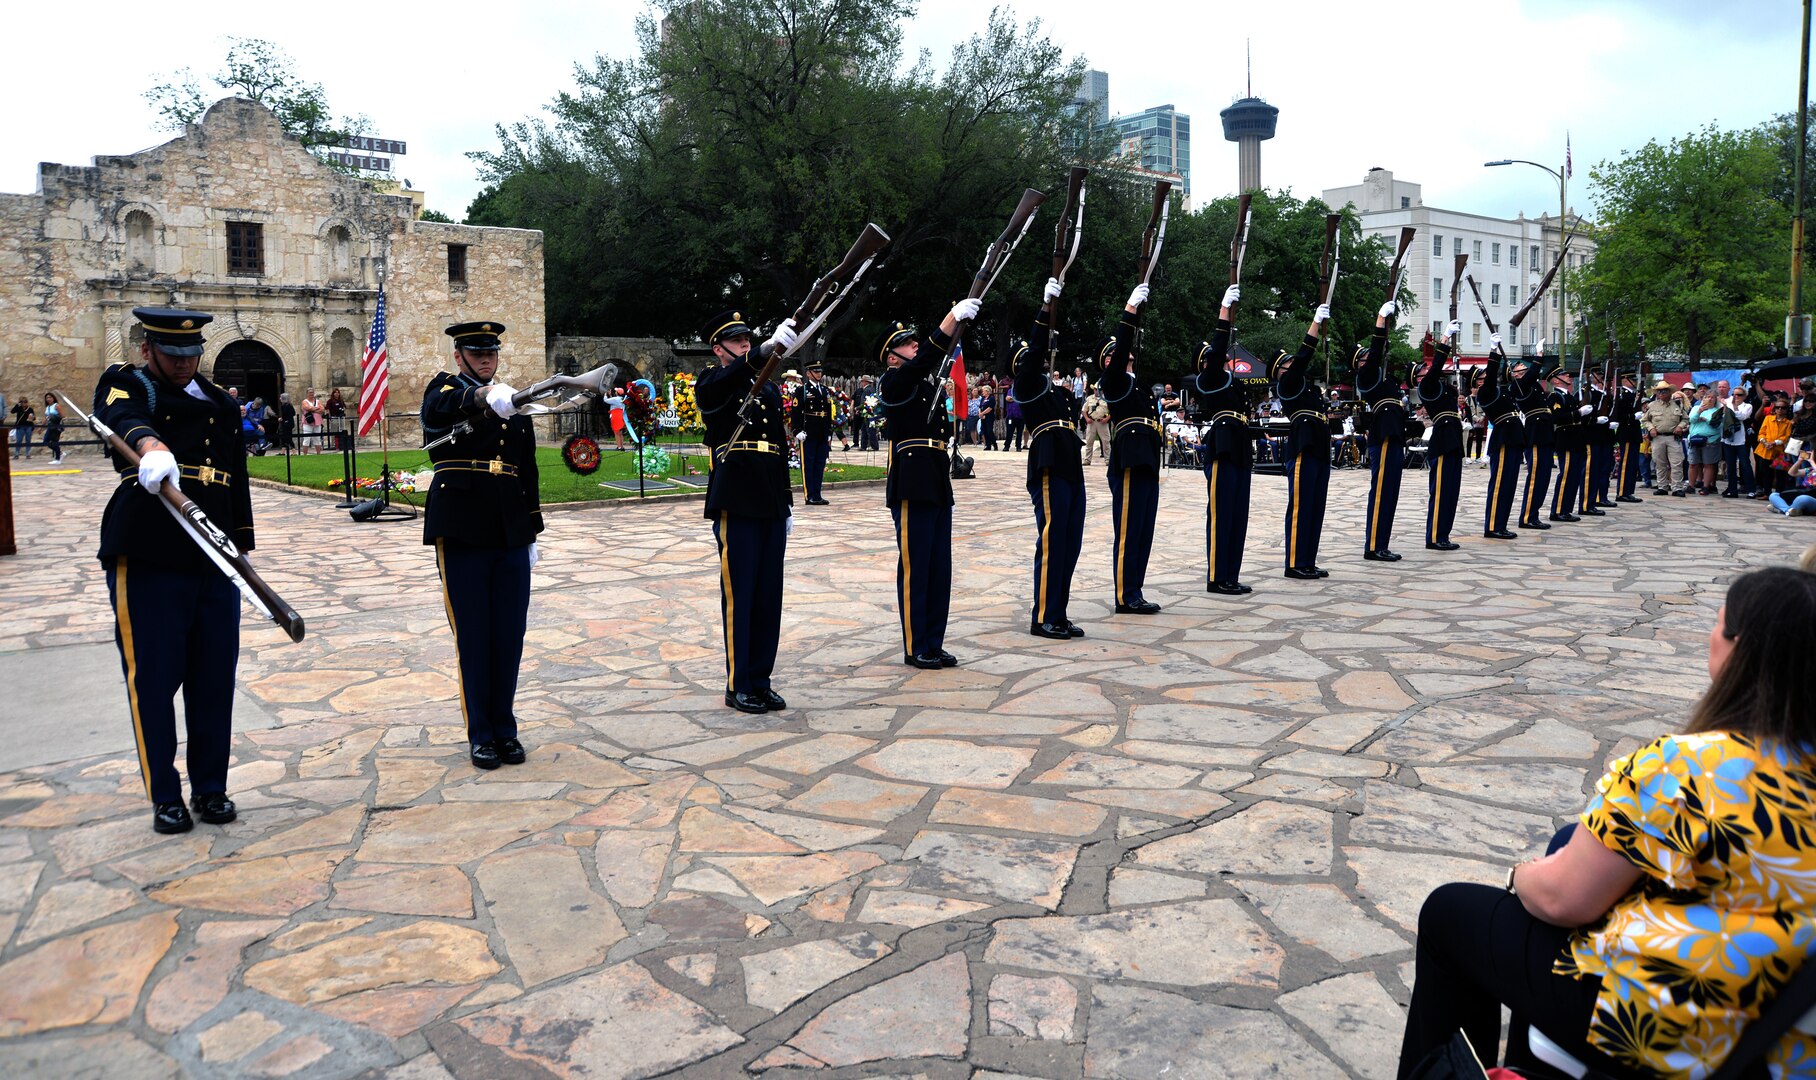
[1685, 567, 1816, 744]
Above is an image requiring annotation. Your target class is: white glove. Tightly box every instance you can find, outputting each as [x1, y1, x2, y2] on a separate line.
[1446, 320, 1462, 339]
[1313, 303, 1331, 324]
[1378, 301, 1397, 319]
[527, 542, 540, 568]
[784, 514, 794, 538]
[949, 297, 982, 324]
[1043, 278, 1063, 303]
[1221, 284, 1241, 309]
[485, 384, 519, 418]
[1490, 332, 1503, 350]
[1634, 411, 1646, 421]
[1595, 416, 1609, 425]
[795, 431, 806, 444]
[768, 318, 799, 352]
[1127, 284, 1150, 309]
[1578, 404, 1594, 416]
[137, 449, 178, 493]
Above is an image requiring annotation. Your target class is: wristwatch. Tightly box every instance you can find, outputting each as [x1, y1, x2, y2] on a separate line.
[1505, 864, 1520, 895]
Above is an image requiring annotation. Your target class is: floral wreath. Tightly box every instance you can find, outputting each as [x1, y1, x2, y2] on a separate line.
[623, 379, 659, 444]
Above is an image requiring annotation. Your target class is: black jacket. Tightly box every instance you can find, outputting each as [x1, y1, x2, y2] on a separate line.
[1271, 332, 1327, 457]
[696, 346, 794, 520]
[420, 371, 545, 547]
[1416, 344, 1465, 457]
[1187, 319, 1253, 462]
[1353, 325, 1406, 446]
[1478, 353, 1527, 451]
[94, 363, 254, 571]
[1099, 310, 1163, 474]
[791, 379, 834, 441]
[1013, 311, 1084, 492]
[879, 326, 958, 507]
[1514, 370, 1555, 447]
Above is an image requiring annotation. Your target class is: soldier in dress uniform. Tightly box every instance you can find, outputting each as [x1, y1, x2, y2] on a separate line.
[1355, 301, 1409, 562]
[1549, 368, 1588, 522]
[1514, 361, 1556, 532]
[421, 321, 543, 769]
[1187, 284, 1253, 594]
[877, 298, 977, 667]
[1418, 318, 1467, 551]
[95, 307, 252, 833]
[1580, 369, 1618, 511]
[1477, 333, 1526, 539]
[1273, 302, 1334, 578]
[694, 309, 799, 712]
[1097, 283, 1163, 612]
[1613, 372, 1646, 503]
[791, 359, 835, 505]
[1018, 278, 1087, 638]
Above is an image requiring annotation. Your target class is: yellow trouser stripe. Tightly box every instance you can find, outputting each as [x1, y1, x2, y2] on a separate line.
[1115, 470, 1132, 602]
[1428, 456, 1442, 545]
[717, 514, 736, 691]
[1522, 450, 1539, 522]
[1368, 451, 1387, 550]
[113, 558, 153, 799]
[1207, 460, 1220, 579]
[435, 539, 472, 730]
[1288, 454, 1303, 566]
[897, 504, 914, 655]
[1036, 472, 1052, 622]
[1489, 447, 1506, 528]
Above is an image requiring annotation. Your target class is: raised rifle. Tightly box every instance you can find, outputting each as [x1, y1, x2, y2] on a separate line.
[424, 362, 620, 452]
[1046, 167, 1089, 360]
[1448, 253, 1468, 391]
[1601, 320, 1619, 419]
[1229, 192, 1254, 292]
[929, 188, 1046, 420]
[1384, 226, 1418, 314]
[1509, 232, 1573, 332]
[1135, 180, 1173, 300]
[1314, 213, 1343, 310]
[1465, 274, 1498, 338]
[58, 391, 305, 642]
[730, 222, 891, 445]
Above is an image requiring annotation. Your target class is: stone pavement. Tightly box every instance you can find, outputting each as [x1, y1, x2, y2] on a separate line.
[0, 449, 1803, 1080]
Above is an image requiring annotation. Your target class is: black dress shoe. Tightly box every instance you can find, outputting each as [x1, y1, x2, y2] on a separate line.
[1617, 495, 1644, 503]
[1425, 541, 1460, 551]
[153, 802, 194, 834]
[1597, 500, 1619, 508]
[1207, 580, 1252, 595]
[1521, 520, 1551, 530]
[937, 650, 958, 667]
[760, 688, 787, 711]
[190, 792, 237, 824]
[1483, 529, 1518, 540]
[1672, 489, 1687, 497]
[495, 738, 527, 765]
[1284, 567, 1324, 580]
[1549, 513, 1580, 522]
[807, 497, 830, 505]
[1029, 621, 1071, 640]
[1063, 621, 1086, 637]
[725, 690, 770, 713]
[1580, 508, 1606, 516]
[470, 742, 503, 769]
[906, 652, 944, 669]
[1653, 488, 1670, 495]
[1115, 599, 1162, 614]
[1721, 491, 1739, 499]
[1363, 549, 1402, 562]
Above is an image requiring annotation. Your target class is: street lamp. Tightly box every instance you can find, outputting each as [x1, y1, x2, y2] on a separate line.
[1486, 158, 1570, 353]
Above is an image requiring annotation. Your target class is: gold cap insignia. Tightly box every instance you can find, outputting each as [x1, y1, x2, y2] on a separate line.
[483, 324, 494, 332]
[180, 319, 195, 329]
[733, 312, 741, 322]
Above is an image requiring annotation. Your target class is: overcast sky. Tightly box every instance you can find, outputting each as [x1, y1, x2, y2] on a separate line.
[3, 0, 1799, 224]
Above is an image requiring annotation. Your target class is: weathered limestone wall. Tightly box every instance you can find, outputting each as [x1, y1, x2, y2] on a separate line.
[547, 336, 683, 387]
[0, 97, 543, 429]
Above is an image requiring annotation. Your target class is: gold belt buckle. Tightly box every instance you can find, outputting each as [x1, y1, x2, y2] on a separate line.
[754, 440, 770, 453]
[488, 459, 504, 475]
[197, 466, 216, 484]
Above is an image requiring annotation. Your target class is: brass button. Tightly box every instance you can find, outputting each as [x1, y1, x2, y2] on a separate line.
[208, 418, 214, 425]
[204, 457, 212, 465]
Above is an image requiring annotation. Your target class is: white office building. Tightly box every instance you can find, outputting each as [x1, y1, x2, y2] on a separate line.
[1320, 168, 1596, 358]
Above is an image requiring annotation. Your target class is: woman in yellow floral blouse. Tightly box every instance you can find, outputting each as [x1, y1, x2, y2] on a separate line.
[1399, 566, 1816, 1079]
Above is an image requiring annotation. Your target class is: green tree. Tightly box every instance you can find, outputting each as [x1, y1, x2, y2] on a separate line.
[145, 38, 368, 170]
[470, 0, 1093, 352]
[1570, 124, 1789, 366]
[418, 209, 456, 224]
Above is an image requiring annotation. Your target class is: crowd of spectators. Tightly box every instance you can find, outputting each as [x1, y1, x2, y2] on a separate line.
[1640, 375, 1816, 518]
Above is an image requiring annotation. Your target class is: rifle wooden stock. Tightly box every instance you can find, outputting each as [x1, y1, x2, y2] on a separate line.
[1314, 213, 1343, 308]
[1229, 193, 1254, 289]
[1135, 181, 1174, 290]
[58, 393, 304, 643]
[929, 189, 1045, 419]
[1382, 227, 1417, 311]
[1448, 254, 1468, 326]
[728, 223, 891, 444]
[1046, 168, 1089, 350]
[1509, 233, 1573, 331]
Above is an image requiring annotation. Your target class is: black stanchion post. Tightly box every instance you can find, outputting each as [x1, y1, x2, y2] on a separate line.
[335, 423, 357, 508]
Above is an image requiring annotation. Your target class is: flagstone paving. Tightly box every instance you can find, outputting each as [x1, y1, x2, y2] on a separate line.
[0, 449, 1805, 1078]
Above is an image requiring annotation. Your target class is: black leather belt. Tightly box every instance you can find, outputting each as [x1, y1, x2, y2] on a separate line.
[434, 458, 518, 477]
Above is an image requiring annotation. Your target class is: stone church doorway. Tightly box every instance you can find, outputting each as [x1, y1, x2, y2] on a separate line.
[212, 341, 285, 406]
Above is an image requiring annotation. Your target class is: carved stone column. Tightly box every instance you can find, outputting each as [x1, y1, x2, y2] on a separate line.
[306, 294, 328, 392]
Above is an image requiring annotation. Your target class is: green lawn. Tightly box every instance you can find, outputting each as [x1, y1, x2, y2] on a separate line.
[243, 443, 885, 503]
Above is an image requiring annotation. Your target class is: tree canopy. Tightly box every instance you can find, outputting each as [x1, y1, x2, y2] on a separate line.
[1570, 124, 1790, 366]
[145, 38, 367, 170]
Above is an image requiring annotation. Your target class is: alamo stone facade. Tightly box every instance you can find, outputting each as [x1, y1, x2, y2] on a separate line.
[0, 97, 545, 429]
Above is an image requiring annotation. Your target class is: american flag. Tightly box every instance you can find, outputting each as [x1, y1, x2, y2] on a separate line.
[1565, 134, 1573, 180]
[356, 288, 388, 437]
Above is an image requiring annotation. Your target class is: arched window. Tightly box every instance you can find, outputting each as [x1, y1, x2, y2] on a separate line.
[331, 327, 357, 379]
[326, 226, 352, 278]
[124, 210, 154, 268]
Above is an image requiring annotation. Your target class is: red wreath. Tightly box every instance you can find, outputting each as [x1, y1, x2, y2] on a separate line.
[624, 382, 659, 443]
[562, 434, 602, 475]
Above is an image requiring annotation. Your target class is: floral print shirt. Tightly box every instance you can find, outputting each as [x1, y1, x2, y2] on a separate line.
[1560, 733, 1816, 1079]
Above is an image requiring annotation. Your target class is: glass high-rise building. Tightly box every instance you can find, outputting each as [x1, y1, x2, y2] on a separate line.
[1072, 70, 1110, 125]
[1105, 105, 1190, 196]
